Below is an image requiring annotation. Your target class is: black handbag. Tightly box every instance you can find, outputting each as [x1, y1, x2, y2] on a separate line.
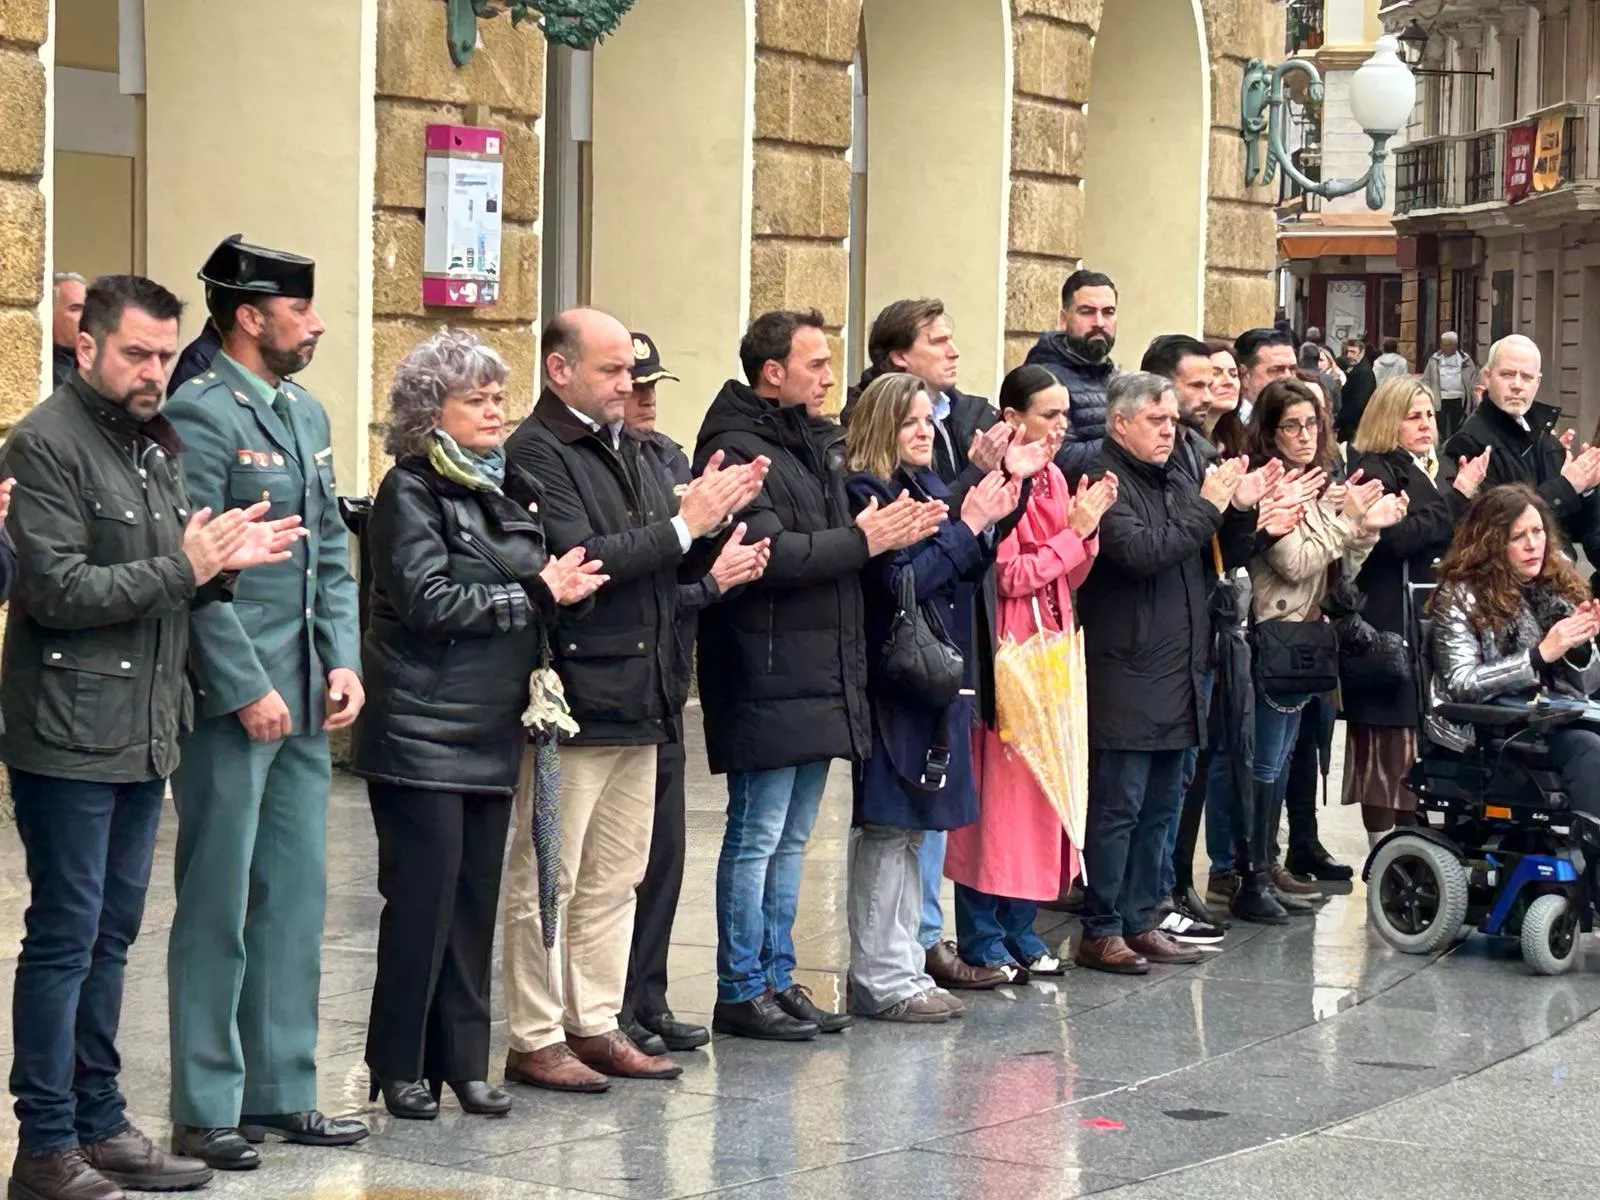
[1251, 618, 1340, 698]
[878, 566, 965, 708]
[1322, 562, 1413, 691]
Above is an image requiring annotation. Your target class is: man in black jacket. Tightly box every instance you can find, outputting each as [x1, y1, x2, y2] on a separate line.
[694, 308, 944, 1041]
[1442, 333, 1600, 553]
[1024, 269, 1119, 482]
[50, 272, 85, 390]
[501, 308, 766, 1092]
[0, 275, 295, 1200]
[1075, 372, 1243, 975]
[616, 333, 770, 1057]
[1336, 336, 1377, 440]
[1234, 327, 1298, 426]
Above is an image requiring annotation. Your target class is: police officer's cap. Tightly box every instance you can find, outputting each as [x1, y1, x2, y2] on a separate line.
[198, 234, 315, 300]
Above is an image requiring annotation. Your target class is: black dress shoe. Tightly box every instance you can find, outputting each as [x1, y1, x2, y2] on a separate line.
[170, 1125, 260, 1171]
[237, 1110, 369, 1147]
[439, 1080, 512, 1116]
[775, 984, 852, 1033]
[620, 1018, 669, 1057]
[712, 991, 819, 1041]
[368, 1077, 438, 1120]
[639, 1011, 710, 1052]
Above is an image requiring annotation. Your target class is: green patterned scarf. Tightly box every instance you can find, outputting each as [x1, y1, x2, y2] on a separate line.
[429, 429, 506, 493]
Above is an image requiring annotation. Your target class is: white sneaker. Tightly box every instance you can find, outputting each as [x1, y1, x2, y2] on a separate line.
[1159, 909, 1226, 945]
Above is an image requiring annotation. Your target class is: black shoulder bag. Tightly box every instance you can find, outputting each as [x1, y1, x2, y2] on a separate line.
[879, 565, 965, 708]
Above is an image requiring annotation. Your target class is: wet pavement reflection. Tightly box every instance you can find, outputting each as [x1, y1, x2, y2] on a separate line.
[4, 712, 1600, 1197]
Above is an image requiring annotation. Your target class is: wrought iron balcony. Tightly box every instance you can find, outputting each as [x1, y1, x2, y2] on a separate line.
[1395, 137, 1454, 214]
[1286, 0, 1325, 54]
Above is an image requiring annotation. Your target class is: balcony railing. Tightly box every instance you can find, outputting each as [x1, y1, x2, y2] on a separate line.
[1286, 0, 1324, 53]
[1392, 103, 1600, 215]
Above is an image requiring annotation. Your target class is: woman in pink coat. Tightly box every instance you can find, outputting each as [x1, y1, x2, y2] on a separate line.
[944, 364, 1117, 981]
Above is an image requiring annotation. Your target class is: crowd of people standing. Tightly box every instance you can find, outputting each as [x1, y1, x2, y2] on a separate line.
[10, 240, 1600, 1200]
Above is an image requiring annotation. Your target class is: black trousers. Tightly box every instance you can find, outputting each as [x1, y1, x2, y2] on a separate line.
[621, 735, 687, 1023]
[365, 783, 511, 1082]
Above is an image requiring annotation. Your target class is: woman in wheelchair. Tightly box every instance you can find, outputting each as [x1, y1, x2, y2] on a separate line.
[1431, 482, 1600, 816]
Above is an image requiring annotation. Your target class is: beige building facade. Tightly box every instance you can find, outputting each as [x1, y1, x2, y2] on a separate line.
[0, 0, 1285, 486]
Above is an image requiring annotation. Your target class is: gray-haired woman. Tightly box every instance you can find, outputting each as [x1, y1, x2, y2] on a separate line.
[350, 329, 606, 1121]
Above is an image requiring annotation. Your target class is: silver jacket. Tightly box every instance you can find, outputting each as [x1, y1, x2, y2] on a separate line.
[1428, 581, 1600, 751]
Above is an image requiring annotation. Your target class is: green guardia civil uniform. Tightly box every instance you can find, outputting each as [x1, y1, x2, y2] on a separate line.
[163, 347, 360, 1127]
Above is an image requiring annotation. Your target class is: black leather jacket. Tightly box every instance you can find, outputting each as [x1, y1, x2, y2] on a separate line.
[349, 457, 557, 795]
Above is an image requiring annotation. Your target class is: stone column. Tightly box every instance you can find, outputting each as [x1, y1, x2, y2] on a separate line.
[372, 0, 544, 491]
[0, 0, 48, 435]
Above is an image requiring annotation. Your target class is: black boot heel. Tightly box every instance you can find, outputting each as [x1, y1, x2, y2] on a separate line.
[447, 1080, 512, 1116]
[371, 1077, 439, 1120]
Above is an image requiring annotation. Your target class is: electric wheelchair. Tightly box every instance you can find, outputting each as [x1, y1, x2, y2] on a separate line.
[1363, 580, 1600, 975]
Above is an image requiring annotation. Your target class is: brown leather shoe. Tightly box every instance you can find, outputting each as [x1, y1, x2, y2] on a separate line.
[504, 1044, 610, 1093]
[8, 1147, 125, 1200]
[84, 1127, 212, 1191]
[1270, 863, 1327, 899]
[1127, 928, 1203, 965]
[924, 939, 1010, 989]
[567, 1030, 684, 1080]
[1073, 935, 1150, 975]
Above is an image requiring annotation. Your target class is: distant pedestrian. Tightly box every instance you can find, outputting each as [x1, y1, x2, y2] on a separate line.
[49, 272, 84, 390]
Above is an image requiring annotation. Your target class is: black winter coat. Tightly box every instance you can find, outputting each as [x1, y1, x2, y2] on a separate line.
[350, 459, 557, 794]
[1077, 438, 1223, 752]
[692, 380, 871, 774]
[506, 390, 685, 746]
[1337, 360, 1377, 441]
[1441, 399, 1595, 554]
[1342, 448, 1468, 728]
[1023, 332, 1116, 483]
[167, 320, 223, 398]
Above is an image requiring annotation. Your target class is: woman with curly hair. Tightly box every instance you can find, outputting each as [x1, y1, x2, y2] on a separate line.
[1431, 483, 1600, 815]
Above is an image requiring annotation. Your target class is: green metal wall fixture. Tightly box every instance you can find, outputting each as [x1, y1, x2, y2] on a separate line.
[447, 0, 639, 66]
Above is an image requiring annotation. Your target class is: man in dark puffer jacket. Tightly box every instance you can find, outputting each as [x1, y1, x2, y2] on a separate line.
[1025, 268, 1119, 483]
[693, 308, 944, 1043]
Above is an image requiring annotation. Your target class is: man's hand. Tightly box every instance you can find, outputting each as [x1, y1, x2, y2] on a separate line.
[183, 502, 272, 585]
[1068, 473, 1118, 536]
[539, 546, 608, 605]
[324, 668, 365, 731]
[855, 492, 947, 556]
[679, 450, 771, 538]
[1232, 458, 1285, 510]
[238, 687, 292, 742]
[1002, 428, 1065, 480]
[223, 515, 307, 572]
[1561, 442, 1600, 494]
[1453, 446, 1492, 499]
[967, 424, 1013, 473]
[1200, 457, 1246, 511]
[709, 522, 772, 591]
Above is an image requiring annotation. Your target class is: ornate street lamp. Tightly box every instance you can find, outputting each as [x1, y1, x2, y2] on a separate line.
[1240, 34, 1417, 210]
[446, 0, 637, 66]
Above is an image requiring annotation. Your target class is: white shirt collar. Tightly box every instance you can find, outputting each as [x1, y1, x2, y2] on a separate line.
[566, 403, 622, 446]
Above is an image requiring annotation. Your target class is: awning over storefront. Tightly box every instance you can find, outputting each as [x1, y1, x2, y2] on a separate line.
[1277, 211, 1397, 260]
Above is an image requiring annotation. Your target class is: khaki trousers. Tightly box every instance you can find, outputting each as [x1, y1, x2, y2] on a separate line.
[503, 743, 657, 1051]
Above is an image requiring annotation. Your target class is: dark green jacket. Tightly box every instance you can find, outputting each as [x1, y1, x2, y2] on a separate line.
[0, 375, 200, 782]
[164, 354, 360, 733]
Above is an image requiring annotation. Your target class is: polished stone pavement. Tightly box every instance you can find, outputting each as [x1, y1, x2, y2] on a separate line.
[4, 713, 1600, 1198]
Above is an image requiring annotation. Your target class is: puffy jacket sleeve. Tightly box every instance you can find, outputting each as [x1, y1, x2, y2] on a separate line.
[716, 440, 871, 589]
[1432, 584, 1541, 702]
[367, 470, 551, 636]
[1, 426, 195, 630]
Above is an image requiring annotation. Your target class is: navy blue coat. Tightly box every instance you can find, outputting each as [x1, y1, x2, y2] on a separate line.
[846, 467, 992, 830]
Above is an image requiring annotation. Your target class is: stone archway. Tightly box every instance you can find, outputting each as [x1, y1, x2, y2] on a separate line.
[587, 0, 755, 446]
[1080, 0, 1209, 358]
[852, 0, 1011, 397]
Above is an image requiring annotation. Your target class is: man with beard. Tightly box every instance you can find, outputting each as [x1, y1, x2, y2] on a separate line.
[162, 239, 367, 1172]
[1025, 269, 1119, 483]
[1, 274, 302, 1200]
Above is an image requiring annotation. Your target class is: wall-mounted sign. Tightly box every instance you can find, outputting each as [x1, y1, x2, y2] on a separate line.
[1533, 112, 1566, 194]
[1505, 121, 1536, 204]
[424, 124, 504, 307]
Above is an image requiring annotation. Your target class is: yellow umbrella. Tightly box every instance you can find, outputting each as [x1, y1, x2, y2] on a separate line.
[994, 601, 1090, 881]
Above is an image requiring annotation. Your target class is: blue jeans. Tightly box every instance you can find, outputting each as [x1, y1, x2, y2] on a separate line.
[715, 762, 831, 1003]
[917, 830, 946, 949]
[1162, 672, 1215, 897]
[953, 885, 1045, 967]
[1254, 695, 1307, 784]
[1082, 750, 1188, 941]
[8, 769, 165, 1156]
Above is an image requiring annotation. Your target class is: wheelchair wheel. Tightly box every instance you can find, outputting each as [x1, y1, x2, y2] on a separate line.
[1520, 893, 1580, 976]
[1367, 835, 1469, 955]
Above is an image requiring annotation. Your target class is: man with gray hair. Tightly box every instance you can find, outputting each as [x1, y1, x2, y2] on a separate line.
[1442, 333, 1600, 549]
[50, 272, 85, 389]
[1421, 330, 1477, 439]
[1074, 372, 1245, 974]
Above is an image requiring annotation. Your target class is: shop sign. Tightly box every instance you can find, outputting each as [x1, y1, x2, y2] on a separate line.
[1532, 112, 1567, 193]
[1506, 121, 1536, 203]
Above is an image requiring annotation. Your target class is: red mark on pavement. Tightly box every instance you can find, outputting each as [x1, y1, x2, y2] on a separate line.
[1080, 1117, 1124, 1130]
